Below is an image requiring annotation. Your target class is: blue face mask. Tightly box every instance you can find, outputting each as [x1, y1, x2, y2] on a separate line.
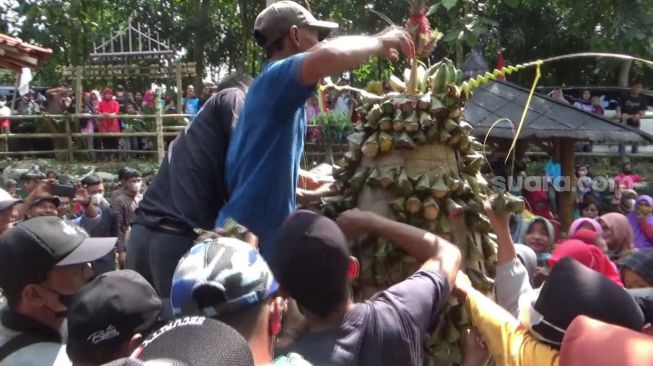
[537, 252, 552, 268]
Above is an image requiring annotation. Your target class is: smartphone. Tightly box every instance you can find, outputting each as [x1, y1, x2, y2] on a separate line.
[51, 184, 76, 198]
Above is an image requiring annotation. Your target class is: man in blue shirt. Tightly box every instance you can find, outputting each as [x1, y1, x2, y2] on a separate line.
[182, 85, 201, 117]
[217, 0, 414, 265]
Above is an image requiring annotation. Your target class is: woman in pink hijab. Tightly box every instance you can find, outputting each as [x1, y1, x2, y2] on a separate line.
[598, 213, 636, 264]
[143, 89, 155, 107]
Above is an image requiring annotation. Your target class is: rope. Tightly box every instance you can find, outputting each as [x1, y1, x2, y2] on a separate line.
[506, 60, 542, 162]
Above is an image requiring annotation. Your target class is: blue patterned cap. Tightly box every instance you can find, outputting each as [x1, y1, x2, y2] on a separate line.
[171, 237, 279, 317]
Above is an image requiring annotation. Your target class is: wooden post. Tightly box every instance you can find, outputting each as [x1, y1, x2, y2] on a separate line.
[559, 138, 576, 233]
[75, 66, 83, 114]
[64, 116, 74, 165]
[155, 89, 164, 163]
[9, 72, 19, 112]
[176, 63, 183, 114]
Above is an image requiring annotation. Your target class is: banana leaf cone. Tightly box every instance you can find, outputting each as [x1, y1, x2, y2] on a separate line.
[394, 168, 413, 196]
[403, 111, 420, 133]
[447, 132, 462, 146]
[321, 195, 345, 217]
[429, 97, 448, 118]
[408, 129, 425, 145]
[349, 167, 370, 192]
[355, 105, 368, 118]
[470, 137, 485, 152]
[443, 118, 460, 133]
[366, 167, 382, 188]
[381, 100, 395, 116]
[465, 199, 481, 215]
[361, 132, 380, 158]
[422, 197, 440, 221]
[347, 131, 367, 151]
[459, 121, 473, 135]
[378, 116, 393, 131]
[481, 234, 498, 261]
[379, 131, 394, 153]
[222, 218, 250, 237]
[366, 104, 383, 127]
[392, 109, 404, 132]
[438, 214, 452, 234]
[414, 173, 431, 196]
[405, 196, 423, 215]
[446, 198, 464, 218]
[467, 236, 485, 262]
[393, 131, 417, 150]
[379, 167, 398, 189]
[443, 94, 459, 109]
[418, 93, 431, 111]
[447, 84, 462, 99]
[430, 175, 450, 199]
[443, 174, 463, 193]
[467, 268, 495, 293]
[459, 180, 474, 197]
[448, 107, 463, 121]
[425, 124, 440, 142]
[476, 214, 493, 234]
[401, 100, 415, 114]
[343, 195, 357, 210]
[419, 111, 434, 129]
[458, 135, 472, 152]
[463, 156, 484, 175]
[342, 149, 361, 169]
[407, 215, 425, 228]
[439, 130, 452, 144]
[506, 195, 526, 214]
[390, 196, 407, 214]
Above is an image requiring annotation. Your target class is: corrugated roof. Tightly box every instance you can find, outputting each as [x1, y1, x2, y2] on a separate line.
[464, 80, 653, 143]
[0, 33, 53, 71]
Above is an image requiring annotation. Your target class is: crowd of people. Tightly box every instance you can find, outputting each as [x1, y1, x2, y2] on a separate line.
[4, 79, 223, 160]
[0, 1, 651, 366]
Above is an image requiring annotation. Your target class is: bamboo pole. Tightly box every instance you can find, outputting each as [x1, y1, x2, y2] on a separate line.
[176, 63, 183, 113]
[9, 72, 19, 112]
[559, 138, 576, 232]
[64, 116, 74, 165]
[155, 89, 164, 163]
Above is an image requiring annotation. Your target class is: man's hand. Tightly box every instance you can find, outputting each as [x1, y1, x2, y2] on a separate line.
[376, 28, 415, 61]
[73, 184, 91, 206]
[483, 200, 511, 234]
[336, 209, 376, 240]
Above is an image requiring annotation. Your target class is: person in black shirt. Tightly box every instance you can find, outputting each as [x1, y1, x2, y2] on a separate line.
[126, 73, 252, 319]
[618, 82, 648, 154]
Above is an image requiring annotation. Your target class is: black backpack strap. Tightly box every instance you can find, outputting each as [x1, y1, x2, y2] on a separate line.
[0, 332, 59, 362]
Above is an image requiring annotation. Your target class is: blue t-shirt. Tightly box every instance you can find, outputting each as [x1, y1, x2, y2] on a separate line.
[217, 54, 314, 264]
[184, 97, 201, 116]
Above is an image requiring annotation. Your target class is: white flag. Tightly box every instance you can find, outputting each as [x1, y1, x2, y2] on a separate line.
[18, 68, 33, 96]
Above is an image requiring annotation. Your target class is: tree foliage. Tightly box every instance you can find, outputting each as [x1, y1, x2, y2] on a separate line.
[3, 0, 652, 88]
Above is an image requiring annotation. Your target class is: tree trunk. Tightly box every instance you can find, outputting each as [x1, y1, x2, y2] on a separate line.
[193, 0, 212, 92]
[618, 59, 632, 87]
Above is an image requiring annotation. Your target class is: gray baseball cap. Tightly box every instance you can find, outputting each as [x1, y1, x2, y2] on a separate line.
[254, 1, 338, 49]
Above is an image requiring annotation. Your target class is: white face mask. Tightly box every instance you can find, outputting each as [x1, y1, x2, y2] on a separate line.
[0, 101, 5, 107]
[90, 193, 105, 206]
[625, 198, 636, 210]
[130, 182, 143, 193]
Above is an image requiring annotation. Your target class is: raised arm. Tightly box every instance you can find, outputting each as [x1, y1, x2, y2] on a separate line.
[337, 209, 461, 287]
[299, 29, 415, 86]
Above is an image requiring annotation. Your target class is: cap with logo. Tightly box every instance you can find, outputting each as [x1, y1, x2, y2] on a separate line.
[66, 270, 162, 364]
[0, 216, 117, 299]
[254, 0, 338, 49]
[0, 187, 22, 211]
[132, 316, 254, 366]
[171, 237, 279, 317]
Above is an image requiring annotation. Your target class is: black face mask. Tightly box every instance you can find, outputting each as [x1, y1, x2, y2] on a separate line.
[42, 286, 76, 318]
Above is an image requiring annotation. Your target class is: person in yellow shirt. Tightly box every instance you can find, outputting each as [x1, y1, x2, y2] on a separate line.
[453, 271, 560, 366]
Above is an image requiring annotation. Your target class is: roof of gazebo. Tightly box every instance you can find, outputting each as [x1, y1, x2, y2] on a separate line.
[464, 80, 653, 144]
[0, 33, 53, 71]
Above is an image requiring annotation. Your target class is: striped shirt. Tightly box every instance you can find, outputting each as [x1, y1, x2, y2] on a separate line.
[110, 187, 142, 252]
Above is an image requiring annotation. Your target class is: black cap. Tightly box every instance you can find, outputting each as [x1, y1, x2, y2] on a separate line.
[81, 174, 103, 187]
[31, 196, 61, 209]
[531, 257, 645, 346]
[273, 210, 350, 317]
[133, 317, 254, 366]
[0, 217, 116, 298]
[67, 270, 162, 364]
[20, 169, 46, 181]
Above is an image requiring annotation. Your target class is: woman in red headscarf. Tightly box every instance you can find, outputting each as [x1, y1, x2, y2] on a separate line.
[547, 239, 624, 286]
[97, 88, 120, 162]
[526, 189, 556, 221]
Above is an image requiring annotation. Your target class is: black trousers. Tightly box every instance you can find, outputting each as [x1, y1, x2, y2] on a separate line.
[126, 223, 195, 320]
